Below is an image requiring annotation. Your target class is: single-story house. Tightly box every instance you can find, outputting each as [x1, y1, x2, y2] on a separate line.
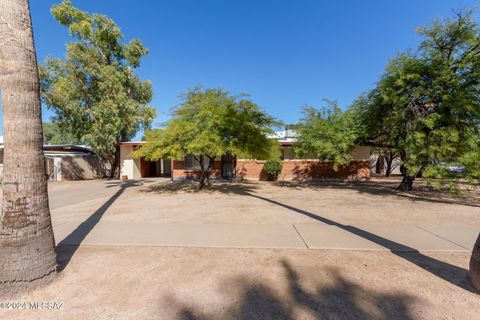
[0, 136, 106, 181]
[43, 145, 106, 181]
[119, 129, 371, 181]
[119, 142, 171, 180]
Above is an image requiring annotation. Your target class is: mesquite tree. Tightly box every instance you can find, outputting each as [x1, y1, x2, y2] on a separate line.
[135, 87, 278, 189]
[295, 100, 365, 169]
[356, 9, 480, 191]
[354, 9, 480, 289]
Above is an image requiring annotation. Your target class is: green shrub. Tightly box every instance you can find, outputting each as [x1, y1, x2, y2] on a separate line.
[264, 159, 282, 180]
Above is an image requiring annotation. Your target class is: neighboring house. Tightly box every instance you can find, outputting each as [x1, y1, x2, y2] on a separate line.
[0, 136, 106, 181]
[119, 129, 371, 181]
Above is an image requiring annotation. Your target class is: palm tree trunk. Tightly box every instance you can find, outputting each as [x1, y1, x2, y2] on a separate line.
[470, 233, 480, 290]
[0, 0, 57, 285]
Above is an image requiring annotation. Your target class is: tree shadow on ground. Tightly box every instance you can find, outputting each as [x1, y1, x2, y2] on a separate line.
[56, 180, 142, 271]
[139, 180, 260, 195]
[141, 178, 480, 207]
[142, 180, 477, 293]
[273, 179, 480, 208]
[246, 192, 477, 294]
[165, 260, 417, 320]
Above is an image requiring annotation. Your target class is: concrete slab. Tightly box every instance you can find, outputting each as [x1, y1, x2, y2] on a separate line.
[415, 224, 479, 251]
[294, 223, 468, 252]
[293, 223, 385, 250]
[54, 222, 307, 249]
[355, 224, 468, 251]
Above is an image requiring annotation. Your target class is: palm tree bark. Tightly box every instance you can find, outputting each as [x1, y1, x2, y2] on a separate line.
[471, 233, 480, 290]
[0, 0, 57, 285]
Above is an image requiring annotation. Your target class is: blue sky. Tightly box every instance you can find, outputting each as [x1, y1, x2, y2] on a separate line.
[1, 0, 479, 138]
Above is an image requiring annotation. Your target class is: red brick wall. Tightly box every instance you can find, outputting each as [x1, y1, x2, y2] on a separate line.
[172, 160, 221, 180]
[235, 160, 370, 181]
[172, 159, 371, 181]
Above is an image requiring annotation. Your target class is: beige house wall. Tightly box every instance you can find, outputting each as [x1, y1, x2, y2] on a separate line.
[59, 156, 106, 181]
[349, 146, 371, 160]
[120, 145, 141, 179]
[282, 145, 371, 160]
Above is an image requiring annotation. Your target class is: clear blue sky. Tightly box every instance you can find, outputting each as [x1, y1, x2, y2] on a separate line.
[1, 0, 479, 138]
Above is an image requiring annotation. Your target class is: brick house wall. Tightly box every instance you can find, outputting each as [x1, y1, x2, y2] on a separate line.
[172, 159, 370, 181]
[172, 159, 222, 180]
[235, 159, 370, 181]
[170, 146, 371, 181]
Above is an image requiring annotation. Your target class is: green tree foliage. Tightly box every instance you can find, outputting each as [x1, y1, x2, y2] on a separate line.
[295, 100, 364, 169]
[43, 122, 78, 145]
[135, 87, 278, 188]
[357, 9, 480, 190]
[40, 0, 156, 177]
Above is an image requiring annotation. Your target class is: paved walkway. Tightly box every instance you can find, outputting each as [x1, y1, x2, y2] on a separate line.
[53, 220, 477, 252]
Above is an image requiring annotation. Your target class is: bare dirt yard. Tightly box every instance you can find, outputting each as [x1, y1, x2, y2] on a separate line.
[116, 177, 480, 226]
[1, 177, 479, 319]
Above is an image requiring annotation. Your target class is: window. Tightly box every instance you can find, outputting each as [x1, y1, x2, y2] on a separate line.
[185, 154, 210, 171]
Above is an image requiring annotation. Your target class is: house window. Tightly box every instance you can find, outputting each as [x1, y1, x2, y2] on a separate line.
[185, 155, 209, 171]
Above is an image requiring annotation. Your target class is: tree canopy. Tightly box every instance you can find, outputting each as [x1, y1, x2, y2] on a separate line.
[295, 100, 364, 168]
[43, 122, 79, 145]
[356, 9, 480, 190]
[135, 87, 279, 188]
[40, 0, 156, 176]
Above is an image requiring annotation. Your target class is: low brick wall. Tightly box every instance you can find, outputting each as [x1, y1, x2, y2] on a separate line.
[236, 160, 370, 181]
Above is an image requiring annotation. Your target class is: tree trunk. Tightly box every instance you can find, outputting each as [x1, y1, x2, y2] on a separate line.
[198, 155, 206, 190]
[0, 0, 57, 286]
[397, 165, 415, 191]
[396, 150, 415, 191]
[385, 153, 394, 177]
[470, 233, 480, 290]
[375, 154, 385, 174]
[205, 155, 215, 184]
[198, 155, 215, 190]
[109, 144, 121, 179]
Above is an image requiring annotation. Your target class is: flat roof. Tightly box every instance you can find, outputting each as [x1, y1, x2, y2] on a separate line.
[119, 141, 146, 146]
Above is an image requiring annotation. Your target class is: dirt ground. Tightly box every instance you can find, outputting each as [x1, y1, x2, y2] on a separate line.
[74, 176, 479, 227]
[1, 177, 479, 319]
[0, 246, 478, 319]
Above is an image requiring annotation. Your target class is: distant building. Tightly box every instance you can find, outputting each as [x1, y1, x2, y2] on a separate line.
[0, 137, 106, 181]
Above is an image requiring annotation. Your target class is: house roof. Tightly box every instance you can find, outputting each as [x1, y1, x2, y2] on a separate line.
[267, 129, 298, 143]
[119, 141, 146, 148]
[0, 138, 95, 157]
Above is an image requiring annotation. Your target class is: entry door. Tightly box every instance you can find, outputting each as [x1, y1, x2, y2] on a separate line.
[221, 155, 234, 179]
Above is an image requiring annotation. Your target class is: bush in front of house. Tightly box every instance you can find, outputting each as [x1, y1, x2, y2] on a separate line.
[264, 159, 282, 180]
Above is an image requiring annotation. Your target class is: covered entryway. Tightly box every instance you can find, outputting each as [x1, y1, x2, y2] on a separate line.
[221, 155, 235, 179]
[140, 158, 171, 178]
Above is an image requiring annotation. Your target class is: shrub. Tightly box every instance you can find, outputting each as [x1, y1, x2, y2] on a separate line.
[264, 159, 282, 180]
